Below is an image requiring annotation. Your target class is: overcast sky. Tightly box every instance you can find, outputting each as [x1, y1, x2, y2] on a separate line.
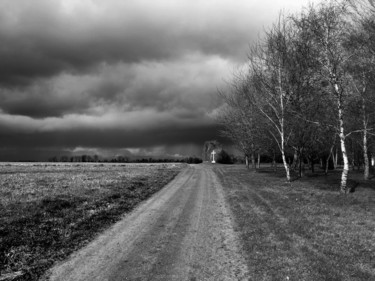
[0, 0, 320, 161]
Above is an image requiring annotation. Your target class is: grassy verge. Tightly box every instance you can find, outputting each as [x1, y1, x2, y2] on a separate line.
[0, 163, 184, 281]
[214, 165, 375, 281]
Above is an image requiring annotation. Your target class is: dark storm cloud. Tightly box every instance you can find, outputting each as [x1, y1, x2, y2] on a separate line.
[0, 114, 227, 160]
[0, 0, 260, 86]
[0, 55, 227, 118]
[0, 0, 320, 84]
[0, 123, 223, 149]
[0, 79, 90, 118]
[0, 0, 320, 160]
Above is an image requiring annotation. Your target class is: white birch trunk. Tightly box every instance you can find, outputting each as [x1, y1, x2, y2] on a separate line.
[278, 62, 290, 182]
[338, 98, 349, 193]
[363, 133, 369, 180]
[280, 128, 291, 181]
[362, 97, 369, 180]
[281, 150, 290, 181]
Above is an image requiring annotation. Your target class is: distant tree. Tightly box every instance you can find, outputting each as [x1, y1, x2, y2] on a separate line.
[48, 156, 58, 162]
[216, 150, 233, 164]
[60, 155, 69, 162]
[202, 140, 222, 161]
[74, 156, 81, 162]
[116, 156, 129, 163]
[185, 157, 203, 164]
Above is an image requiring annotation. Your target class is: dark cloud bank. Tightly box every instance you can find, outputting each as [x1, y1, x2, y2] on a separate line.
[0, 0, 317, 161]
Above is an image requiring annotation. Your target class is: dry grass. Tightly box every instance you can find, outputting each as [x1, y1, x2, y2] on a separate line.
[214, 165, 375, 281]
[0, 162, 184, 281]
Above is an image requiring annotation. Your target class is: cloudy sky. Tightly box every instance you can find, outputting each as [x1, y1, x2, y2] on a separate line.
[0, 0, 319, 161]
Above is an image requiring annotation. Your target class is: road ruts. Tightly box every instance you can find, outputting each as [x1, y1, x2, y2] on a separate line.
[44, 164, 249, 281]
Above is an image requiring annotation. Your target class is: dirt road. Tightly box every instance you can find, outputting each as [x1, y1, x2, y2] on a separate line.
[45, 164, 249, 281]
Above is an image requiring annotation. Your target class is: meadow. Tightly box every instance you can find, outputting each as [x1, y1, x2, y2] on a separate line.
[0, 162, 184, 281]
[215, 165, 375, 280]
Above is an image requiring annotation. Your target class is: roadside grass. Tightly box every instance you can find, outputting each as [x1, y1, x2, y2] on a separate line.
[0, 163, 184, 281]
[215, 165, 375, 281]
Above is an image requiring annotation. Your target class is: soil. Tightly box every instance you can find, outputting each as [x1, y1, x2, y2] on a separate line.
[43, 164, 249, 281]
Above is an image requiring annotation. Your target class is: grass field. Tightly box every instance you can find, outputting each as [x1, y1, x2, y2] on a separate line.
[215, 165, 375, 281]
[0, 162, 184, 281]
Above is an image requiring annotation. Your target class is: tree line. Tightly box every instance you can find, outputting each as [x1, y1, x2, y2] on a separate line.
[48, 155, 203, 164]
[218, 0, 375, 193]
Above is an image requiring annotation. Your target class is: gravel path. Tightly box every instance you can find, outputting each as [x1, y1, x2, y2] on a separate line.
[44, 164, 249, 281]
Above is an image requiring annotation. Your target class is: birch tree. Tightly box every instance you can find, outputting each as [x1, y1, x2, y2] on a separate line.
[300, 1, 355, 193]
[287, 14, 331, 177]
[246, 16, 297, 182]
[347, 0, 375, 179]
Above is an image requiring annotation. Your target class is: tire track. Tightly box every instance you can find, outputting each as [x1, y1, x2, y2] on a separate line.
[46, 167, 195, 281]
[45, 165, 249, 281]
[215, 167, 347, 280]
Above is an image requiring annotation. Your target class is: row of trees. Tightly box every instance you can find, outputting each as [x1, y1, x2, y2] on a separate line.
[48, 155, 203, 164]
[49, 155, 100, 163]
[218, 0, 375, 193]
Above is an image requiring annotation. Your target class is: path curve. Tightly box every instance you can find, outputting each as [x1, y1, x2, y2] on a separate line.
[44, 164, 249, 281]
